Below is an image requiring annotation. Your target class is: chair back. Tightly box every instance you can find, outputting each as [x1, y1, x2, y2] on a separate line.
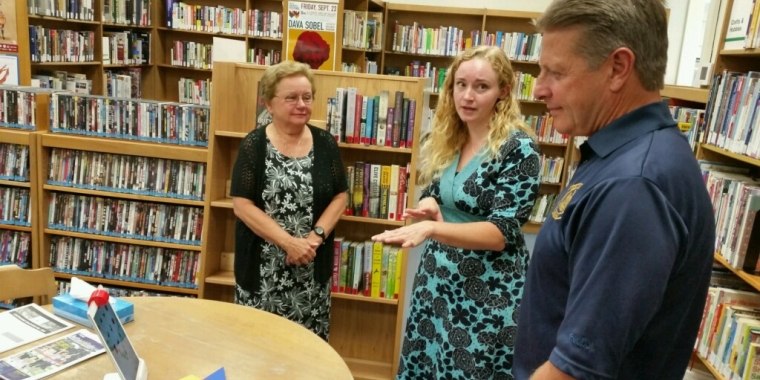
[0, 265, 57, 305]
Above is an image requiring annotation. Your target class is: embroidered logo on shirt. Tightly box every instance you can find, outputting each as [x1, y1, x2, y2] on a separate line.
[570, 333, 594, 351]
[552, 183, 582, 220]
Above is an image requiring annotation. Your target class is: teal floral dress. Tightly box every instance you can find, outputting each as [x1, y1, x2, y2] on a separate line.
[397, 132, 540, 380]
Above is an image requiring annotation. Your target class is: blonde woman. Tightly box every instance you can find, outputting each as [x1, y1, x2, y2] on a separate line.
[372, 45, 540, 379]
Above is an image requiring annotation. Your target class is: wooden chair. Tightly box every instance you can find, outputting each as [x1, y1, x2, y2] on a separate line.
[0, 265, 57, 305]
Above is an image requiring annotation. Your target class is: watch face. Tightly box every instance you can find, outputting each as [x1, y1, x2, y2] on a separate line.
[315, 227, 325, 236]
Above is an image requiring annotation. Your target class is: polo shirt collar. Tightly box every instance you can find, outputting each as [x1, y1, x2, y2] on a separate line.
[583, 101, 675, 160]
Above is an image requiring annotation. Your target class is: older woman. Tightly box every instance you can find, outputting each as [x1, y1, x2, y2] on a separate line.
[230, 60, 348, 341]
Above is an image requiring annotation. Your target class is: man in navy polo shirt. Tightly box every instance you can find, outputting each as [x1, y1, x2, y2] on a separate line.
[513, 0, 715, 379]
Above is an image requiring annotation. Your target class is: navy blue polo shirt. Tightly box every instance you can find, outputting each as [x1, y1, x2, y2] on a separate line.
[513, 102, 715, 379]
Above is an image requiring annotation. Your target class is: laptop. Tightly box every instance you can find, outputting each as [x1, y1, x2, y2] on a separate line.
[86, 287, 147, 380]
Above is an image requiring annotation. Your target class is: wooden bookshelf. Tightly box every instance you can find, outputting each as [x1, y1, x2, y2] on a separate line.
[660, 85, 710, 104]
[713, 253, 760, 293]
[0, 91, 52, 271]
[692, 351, 723, 379]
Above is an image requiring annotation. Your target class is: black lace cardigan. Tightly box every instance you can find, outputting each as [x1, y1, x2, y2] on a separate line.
[229, 124, 348, 292]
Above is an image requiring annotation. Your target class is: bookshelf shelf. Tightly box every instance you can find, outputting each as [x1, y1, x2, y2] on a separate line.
[692, 351, 723, 380]
[339, 215, 405, 227]
[43, 185, 205, 207]
[343, 358, 394, 380]
[52, 272, 200, 295]
[210, 199, 233, 208]
[510, 60, 541, 66]
[385, 3, 483, 15]
[338, 143, 412, 154]
[713, 253, 760, 293]
[205, 270, 235, 286]
[215, 131, 248, 138]
[31, 62, 102, 66]
[103, 64, 153, 68]
[157, 27, 247, 39]
[44, 229, 203, 252]
[0, 224, 33, 233]
[249, 36, 283, 42]
[331, 292, 398, 305]
[523, 222, 542, 235]
[538, 142, 568, 147]
[343, 46, 382, 53]
[700, 143, 760, 167]
[720, 48, 760, 56]
[660, 85, 710, 103]
[40, 134, 208, 163]
[0, 180, 31, 188]
[102, 23, 154, 29]
[383, 50, 452, 58]
[157, 64, 212, 72]
[521, 100, 546, 105]
[28, 15, 100, 25]
[540, 182, 561, 186]
[0, 129, 33, 145]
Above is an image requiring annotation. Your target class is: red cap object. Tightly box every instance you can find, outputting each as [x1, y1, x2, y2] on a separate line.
[88, 287, 110, 308]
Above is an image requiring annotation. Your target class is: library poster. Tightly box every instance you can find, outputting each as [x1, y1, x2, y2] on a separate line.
[0, 54, 18, 85]
[0, 0, 17, 52]
[286, 0, 338, 71]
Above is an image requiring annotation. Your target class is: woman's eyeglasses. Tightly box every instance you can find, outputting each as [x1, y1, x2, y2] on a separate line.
[276, 94, 314, 105]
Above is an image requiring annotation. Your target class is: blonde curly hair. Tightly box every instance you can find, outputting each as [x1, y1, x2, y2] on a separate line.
[418, 45, 534, 187]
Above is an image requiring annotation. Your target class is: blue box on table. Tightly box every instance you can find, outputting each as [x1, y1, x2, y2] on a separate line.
[52, 293, 134, 328]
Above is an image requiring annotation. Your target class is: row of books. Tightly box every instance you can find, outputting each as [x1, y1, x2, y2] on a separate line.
[178, 77, 210, 106]
[55, 279, 198, 298]
[342, 10, 382, 51]
[33, 71, 92, 95]
[513, 71, 538, 101]
[48, 148, 207, 201]
[29, 27, 95, 63]
[166, 2, 283, 38]
[47, 192, 204, 246]
[0, 144, 30, 182]
[331, 238, 402, 299]
[528, 193, 558, 224]
[0, 187, 32, 226]
[538, 154, 564, 184]
[341, 61, 379, 74]
[388, 61, 447, 94]
[104, 68, 142, 99]
[704, 160, 760, 273]
[391, 22, 476, 57]
[0, 230, 30, 268]
[668, 104, 704, 152]
[248, 48, 281, 67]
[103, 0, 152, 26]
[170, 40, 213, 70]
[701, 71, 760, 158]
[0, 86, 46, 130]
[481, 32, 542, 63]
[103, 31, 151, 65]
[347, 162, 409, 221]
[327, 88, 416, 148]
[167, 2, 246, 35]
[49, 93, 211, 147]
[27, 0, 95, 20]
[49, 236, 199, 289]
[695, 275, 760, 380]
[523, 113, 568, 145]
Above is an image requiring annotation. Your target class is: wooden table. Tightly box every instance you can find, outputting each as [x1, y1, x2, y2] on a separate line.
[10, 297, 353, 379]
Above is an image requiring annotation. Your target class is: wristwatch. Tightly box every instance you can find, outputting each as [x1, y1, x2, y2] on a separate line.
[313, 226, 326, 242]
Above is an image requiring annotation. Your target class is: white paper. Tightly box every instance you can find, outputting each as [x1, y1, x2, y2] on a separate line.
[212, 37, 246, 63]
[0, 304, 74, 354]
[0, 329, 105, 380]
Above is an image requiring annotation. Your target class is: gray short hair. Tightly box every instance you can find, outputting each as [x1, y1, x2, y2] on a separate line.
[535, 0, 668, 91]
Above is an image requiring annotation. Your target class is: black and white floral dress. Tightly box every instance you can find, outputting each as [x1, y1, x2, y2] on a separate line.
[234, 137, 332, 340]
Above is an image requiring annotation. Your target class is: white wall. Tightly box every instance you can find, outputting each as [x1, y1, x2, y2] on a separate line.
[395, 0, 692, 358]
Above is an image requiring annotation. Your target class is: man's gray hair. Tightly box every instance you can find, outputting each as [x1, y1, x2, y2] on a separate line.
[535, 0, 668, 91]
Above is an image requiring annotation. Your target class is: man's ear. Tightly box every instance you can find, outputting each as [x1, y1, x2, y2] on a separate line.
[608, 47, 635, 92]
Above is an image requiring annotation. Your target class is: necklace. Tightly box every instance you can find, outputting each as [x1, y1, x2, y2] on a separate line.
[275, 126, 305, 156]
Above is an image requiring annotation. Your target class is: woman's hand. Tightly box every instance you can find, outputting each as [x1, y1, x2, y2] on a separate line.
[284, 237, 319, 266]
[371, 221, 435, 248]
[403, 197, 443, 222]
